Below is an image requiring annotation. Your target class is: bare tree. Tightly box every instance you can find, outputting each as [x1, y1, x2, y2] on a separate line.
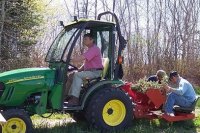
[94, 0, 97, 19]
[0, 0, 6, 56]
[146, 0, 151, 73]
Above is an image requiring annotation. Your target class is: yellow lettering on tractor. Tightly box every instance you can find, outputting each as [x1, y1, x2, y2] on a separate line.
[6, 76, 45, 84]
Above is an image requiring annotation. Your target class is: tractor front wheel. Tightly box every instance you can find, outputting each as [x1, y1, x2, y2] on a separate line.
[85, 87, 133, 132]
[2, 109, 33, 133]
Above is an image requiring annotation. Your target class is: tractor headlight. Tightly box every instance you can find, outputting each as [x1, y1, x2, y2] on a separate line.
[0, 82, 5, 96]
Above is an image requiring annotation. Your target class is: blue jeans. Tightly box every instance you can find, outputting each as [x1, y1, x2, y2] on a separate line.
[164, 92, 193, 113]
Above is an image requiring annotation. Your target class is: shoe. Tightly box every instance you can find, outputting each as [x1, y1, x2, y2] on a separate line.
[65, 95, 73, 101]
[167, 113, 175, 117]
[65, 96, 79, 107]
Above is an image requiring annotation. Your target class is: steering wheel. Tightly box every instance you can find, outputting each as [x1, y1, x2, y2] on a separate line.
[68, 63, 78, 71]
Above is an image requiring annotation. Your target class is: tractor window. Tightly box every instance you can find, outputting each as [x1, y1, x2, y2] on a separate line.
[45, 28, 79, 62]
[97, 31, 109, 58]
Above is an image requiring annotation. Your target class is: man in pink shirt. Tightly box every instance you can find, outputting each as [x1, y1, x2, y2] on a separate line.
[65, 33, 103, 106]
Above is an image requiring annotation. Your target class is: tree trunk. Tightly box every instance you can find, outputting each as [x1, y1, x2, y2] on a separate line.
[94, 0, 97, 19]
[146, 0, 151, 73]
[133, 0, 139, 64]
[0, 0, 6, 57]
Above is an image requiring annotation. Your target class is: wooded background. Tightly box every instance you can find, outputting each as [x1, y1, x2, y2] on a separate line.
[0, 0, 200, 85]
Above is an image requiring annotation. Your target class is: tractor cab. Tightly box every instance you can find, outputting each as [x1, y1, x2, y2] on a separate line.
[45, 12, 127, 110]
[46, 20, 114, 80]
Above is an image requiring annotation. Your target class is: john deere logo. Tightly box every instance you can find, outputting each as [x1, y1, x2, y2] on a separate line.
[6, 76, 45, 84]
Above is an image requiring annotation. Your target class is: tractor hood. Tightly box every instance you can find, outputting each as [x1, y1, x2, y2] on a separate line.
[0, 68, 56, 106]
[0, 68, 55, 84]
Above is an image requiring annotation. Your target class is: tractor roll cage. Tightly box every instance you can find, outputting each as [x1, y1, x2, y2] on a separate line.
[97, 11, 127, 57]
[98, 11, 127, 79]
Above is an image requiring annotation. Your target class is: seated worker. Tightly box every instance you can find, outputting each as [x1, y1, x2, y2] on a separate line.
[163, 71, 196, 116]
[148, 70, 167, 84]
[65, 33, 103, 106]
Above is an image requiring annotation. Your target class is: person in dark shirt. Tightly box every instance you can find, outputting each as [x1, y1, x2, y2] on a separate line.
[148, 70, 167, 84]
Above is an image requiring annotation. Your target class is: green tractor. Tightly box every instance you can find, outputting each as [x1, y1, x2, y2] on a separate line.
[0, 12, 133, 133]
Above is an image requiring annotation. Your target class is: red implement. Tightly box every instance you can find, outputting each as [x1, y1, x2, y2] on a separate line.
[121, 83, 196, 122]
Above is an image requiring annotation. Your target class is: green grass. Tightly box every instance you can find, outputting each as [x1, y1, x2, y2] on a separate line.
[31, 87, 200, 133]
[195, 86, 200, 95]
[197, 100, 200, 108]
[195, 86, 200, 107]
[32, 113, 200, 133]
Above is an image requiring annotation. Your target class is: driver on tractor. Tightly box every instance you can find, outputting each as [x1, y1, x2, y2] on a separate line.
[65, 33, 103, 106]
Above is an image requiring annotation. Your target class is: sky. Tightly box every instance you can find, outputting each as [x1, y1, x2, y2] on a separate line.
[44, 0, 114, 23]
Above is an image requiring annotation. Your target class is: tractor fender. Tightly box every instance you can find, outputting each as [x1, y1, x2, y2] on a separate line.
[80, 80, 124, 109]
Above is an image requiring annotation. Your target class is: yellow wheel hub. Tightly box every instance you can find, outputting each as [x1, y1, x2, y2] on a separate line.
[102, 100, 126, 126]
[2, 118, 26, 133]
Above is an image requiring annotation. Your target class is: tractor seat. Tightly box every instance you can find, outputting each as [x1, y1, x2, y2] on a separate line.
[173, 96, 200, 113]
[84, 58, 109, 83]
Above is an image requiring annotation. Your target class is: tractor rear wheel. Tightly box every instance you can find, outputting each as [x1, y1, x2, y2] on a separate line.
[85, 87, 133, 132]
[2, 109, 33, 133]
[71, 111, 86, 122]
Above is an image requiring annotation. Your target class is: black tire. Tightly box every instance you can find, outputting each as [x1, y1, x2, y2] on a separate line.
[85, 87, 133, 132]
[1, 109, 33, 133]
[71, 112, 86, 122]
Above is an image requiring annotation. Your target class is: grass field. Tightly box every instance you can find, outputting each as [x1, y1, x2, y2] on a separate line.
[32, 88, 200, 133]
[32, 112, 200, 133]
[32, 100, 200, 133]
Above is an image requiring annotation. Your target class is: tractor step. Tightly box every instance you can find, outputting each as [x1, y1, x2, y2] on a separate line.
[62, 105, 82, 111]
